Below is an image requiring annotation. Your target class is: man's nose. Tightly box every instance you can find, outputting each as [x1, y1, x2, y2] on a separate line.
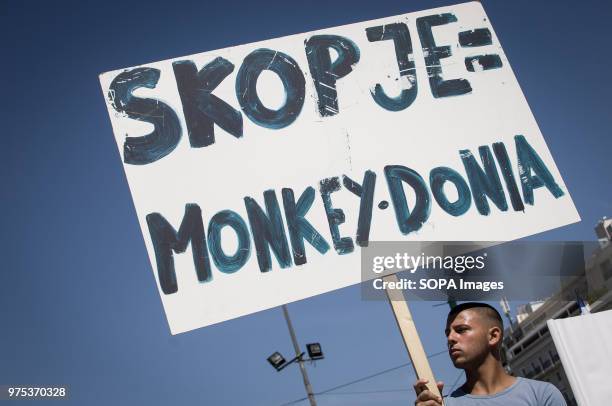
[447, 332, 458, 346]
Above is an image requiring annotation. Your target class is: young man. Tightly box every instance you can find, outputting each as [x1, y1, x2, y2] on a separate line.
[414, 302, 566, 405]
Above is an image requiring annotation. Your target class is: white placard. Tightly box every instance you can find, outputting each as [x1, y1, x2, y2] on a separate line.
[100, 1, 580, 334]
[548, 310, 612, 405]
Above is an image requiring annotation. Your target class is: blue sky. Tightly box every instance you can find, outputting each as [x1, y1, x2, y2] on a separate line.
[1, 0, 611, 405]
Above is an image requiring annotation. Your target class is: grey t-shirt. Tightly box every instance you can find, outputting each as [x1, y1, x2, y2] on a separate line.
[445, 377, 567, 405]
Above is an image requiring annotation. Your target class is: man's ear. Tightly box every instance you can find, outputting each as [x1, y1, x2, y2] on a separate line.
[488, 326, 502, 346]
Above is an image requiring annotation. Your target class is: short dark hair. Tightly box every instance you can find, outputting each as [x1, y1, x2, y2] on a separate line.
[447, 302, 503, 329]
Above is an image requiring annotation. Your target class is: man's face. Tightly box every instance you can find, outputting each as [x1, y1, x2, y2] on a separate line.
[445, 309, 492, 369]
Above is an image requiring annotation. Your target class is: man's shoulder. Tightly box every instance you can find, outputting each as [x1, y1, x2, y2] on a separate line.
[519, 377, 556, 390]
[445, 378, 566, 405]
[518, 378, 566, 403]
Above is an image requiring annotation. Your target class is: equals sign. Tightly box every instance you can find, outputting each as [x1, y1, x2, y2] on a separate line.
[458, 28, 503, 72]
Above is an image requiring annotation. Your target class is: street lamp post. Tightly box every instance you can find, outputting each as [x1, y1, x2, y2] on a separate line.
[267, 306, 323, 405]
[266, 305, 324, 405]
[282, 304, 317, 406]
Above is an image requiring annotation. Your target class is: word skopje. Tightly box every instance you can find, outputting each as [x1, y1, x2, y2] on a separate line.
[108, 14, 501, 165]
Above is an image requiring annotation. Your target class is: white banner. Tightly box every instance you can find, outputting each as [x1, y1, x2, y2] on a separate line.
[548, 310, 612, 405]
[100, 1, 579, 334]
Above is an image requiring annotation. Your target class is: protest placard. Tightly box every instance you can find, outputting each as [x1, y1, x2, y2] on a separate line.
[100, 1, 579, 334]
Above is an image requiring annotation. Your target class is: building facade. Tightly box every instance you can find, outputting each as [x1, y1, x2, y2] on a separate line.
[501, 218, 612, 406]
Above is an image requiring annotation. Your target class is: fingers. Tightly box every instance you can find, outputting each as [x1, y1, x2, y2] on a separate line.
[437, 381, 445, 393]
[413, 378, 429, 395]
[418, 401, 442, 406]
[417, 390, 442, 404]
[415, 392, 443, 406]
[413, 379, 443, 406]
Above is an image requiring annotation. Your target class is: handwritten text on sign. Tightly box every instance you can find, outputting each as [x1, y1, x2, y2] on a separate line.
[100, 2, 579, 333]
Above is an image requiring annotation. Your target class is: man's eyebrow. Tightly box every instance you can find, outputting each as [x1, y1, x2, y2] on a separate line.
[447, 323, 470, 333]
[445, 321, 471, 336]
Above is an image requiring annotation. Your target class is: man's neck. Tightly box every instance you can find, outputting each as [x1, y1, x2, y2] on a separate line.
[462, 355, 516, 396]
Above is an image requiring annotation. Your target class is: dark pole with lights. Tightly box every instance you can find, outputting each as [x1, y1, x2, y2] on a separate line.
[266, 305, 324, 406]
[282, 304, 317, 406]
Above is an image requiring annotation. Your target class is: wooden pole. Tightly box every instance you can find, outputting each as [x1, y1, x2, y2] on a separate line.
[383, 273, 444, 404]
